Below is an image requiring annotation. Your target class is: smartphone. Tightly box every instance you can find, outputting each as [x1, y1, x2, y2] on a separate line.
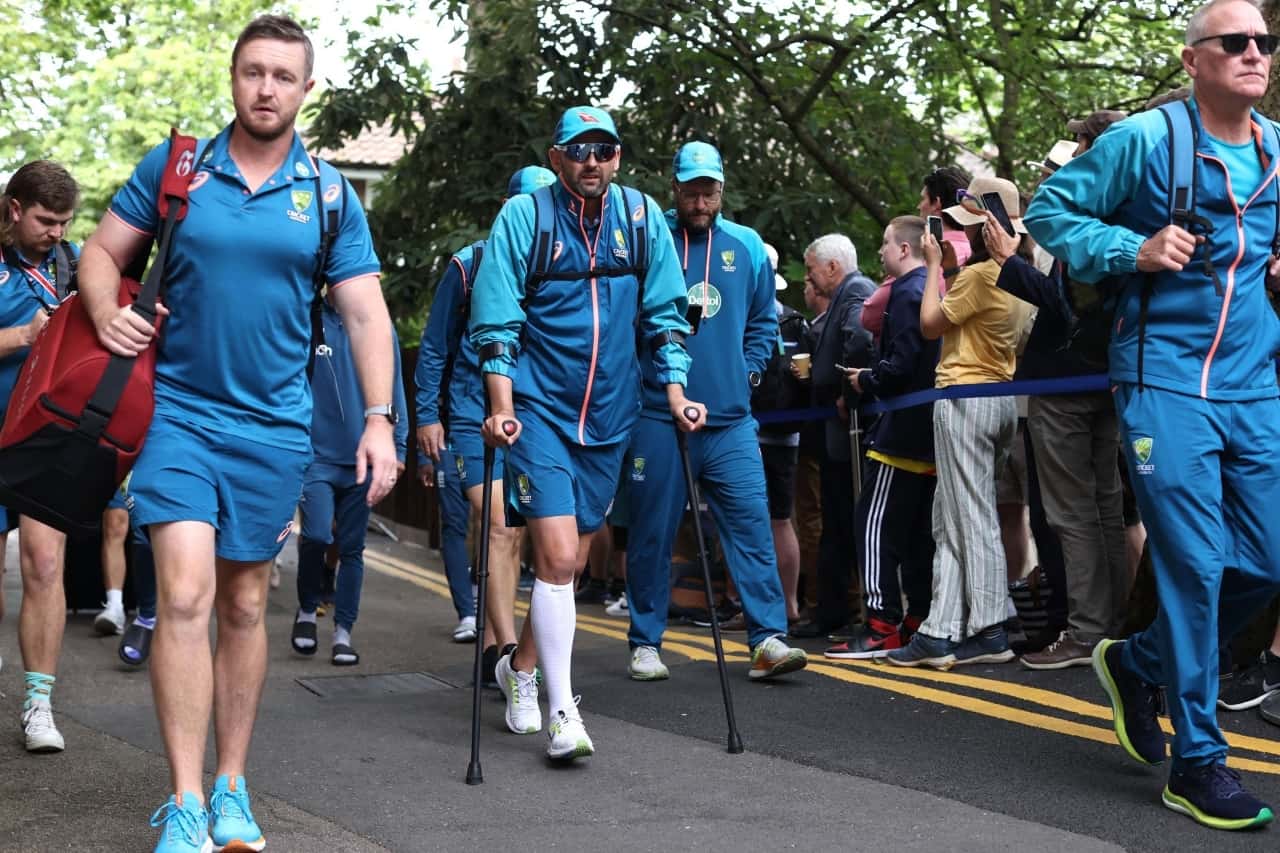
[981, 191, 1017, 237]
[927, 215, 944, 244]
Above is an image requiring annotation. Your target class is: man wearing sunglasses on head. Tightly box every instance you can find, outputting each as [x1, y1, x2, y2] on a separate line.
[469, 106, 700, 762]
[1027, 0, 1280, 831]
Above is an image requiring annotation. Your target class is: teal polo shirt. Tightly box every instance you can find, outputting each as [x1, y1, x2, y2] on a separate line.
[109, 124, 380, 450]
[0, 243, 71, 419]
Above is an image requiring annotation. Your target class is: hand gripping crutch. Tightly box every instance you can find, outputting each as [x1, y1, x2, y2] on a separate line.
[466, 411, 517, 785]
[675, 407, 744, 754]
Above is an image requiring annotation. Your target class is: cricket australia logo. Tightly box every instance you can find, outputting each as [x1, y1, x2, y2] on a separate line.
[687, 282, 722, 319]
[631, 457, 646, 482]
[287, 190, 313, 224]
[612, 227, 628, 261]
[517, 473, 533, 504]
[1132, 437, 1154, 475]
[720, 250, 736, 272]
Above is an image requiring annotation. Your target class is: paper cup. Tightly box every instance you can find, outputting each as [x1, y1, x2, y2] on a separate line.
[792, 353, 811, 379]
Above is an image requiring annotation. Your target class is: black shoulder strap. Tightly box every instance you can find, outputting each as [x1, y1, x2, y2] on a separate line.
[307, 160, 345, 379]
[53, 241, 76, 299]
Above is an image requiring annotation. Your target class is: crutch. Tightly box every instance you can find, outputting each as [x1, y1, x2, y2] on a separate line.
[849, 405, 863, 503]
[675, 407, 744, 754]
[466, 410, 517, 785]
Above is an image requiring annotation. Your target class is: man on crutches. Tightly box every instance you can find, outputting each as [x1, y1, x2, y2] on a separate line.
[470, 107, 699, 762]
[623, 142, 808, 684]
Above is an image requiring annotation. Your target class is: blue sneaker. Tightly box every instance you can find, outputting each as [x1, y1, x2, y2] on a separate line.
[954, 625, 1015, 666]
[150, 793, 212, 853]
[887, 632, 958, 670]
[1163, 763, 1275, 830]
[1092, 638, 1166, 765]
[209, 775, 265, 852]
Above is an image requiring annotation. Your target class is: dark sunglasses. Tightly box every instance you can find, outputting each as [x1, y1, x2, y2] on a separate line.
[554, 142, 619, 163]
[1192, 32, 1280, 55]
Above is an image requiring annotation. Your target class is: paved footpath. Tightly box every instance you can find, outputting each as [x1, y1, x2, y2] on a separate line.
[0, 527, 1276, 852]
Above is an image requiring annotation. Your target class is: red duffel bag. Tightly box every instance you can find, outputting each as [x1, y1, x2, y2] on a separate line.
[0, 130, 198, 536]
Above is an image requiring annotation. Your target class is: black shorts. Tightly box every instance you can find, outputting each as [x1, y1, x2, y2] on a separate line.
[760, 444, 798, 520]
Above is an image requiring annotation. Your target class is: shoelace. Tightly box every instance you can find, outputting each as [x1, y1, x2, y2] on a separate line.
[210, 788, 253, 824]
[1040, 631, 1070, 654]
[1197, 763, 1248, 799]
[23, 702, 55, 732]
[513, 670, 538, 705]
[150, 800, 205, 843]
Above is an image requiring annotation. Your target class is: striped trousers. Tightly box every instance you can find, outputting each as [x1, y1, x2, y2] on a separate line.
[920, 396, 1018, 642]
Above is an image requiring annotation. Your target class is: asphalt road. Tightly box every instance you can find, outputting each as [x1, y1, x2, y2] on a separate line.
[0, 528, 1276, 852]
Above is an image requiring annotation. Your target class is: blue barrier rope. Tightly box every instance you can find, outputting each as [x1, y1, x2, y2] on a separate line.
[753, 373, 1110, 425]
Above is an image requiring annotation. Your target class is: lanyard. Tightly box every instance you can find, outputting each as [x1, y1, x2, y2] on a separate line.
[1, 245, 59, 310]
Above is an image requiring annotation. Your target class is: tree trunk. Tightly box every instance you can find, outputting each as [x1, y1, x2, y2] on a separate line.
[1262, 1, 1280, 117]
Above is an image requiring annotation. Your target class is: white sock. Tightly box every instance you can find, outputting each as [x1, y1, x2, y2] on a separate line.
[105, 589, 123, 609]
[530, 579, 576, 719]
[295, 609, 317, 624]
[334, 626, 351, 647]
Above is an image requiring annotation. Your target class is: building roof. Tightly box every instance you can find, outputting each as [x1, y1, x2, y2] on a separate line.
[311, 121, 410, 169]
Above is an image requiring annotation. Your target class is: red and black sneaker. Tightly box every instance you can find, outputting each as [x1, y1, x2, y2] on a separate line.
[824, 617, 903, 660]
[900, 614, 923, 646]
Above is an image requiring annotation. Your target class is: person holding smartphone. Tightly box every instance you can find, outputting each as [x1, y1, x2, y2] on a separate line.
[888, 176, 1035, 670]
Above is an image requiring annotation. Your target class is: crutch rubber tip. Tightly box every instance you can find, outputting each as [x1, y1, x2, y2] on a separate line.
[727, 732, 744, 754]
[466, 764, 484, 785]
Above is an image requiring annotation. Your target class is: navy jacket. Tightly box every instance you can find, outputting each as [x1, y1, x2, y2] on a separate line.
[811, 271, 875, 461]
[860, 266, 939, 463]
[311, 303, 409, 467]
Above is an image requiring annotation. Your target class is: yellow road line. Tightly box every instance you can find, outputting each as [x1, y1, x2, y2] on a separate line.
[362, 551, 1280, 774]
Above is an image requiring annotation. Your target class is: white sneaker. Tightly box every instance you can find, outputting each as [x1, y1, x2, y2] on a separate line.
[93, 601, 125, 636]
[452, 615, 477, 643]
[22, 702, 65, 752]
[605, 593, 629, 617]
[496, 651, 542, 734]
[546, 708, 594, 761]
[628, 645, 669, 681]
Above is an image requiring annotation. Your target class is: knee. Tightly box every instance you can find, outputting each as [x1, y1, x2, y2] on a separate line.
[216, 587, 267, 631]
[536, 547, 579, 585]
[103, 512, 130, 545]
[492, 524, 522, 556]
[160, 581, 215, 624]
[20, 547, 62, 590]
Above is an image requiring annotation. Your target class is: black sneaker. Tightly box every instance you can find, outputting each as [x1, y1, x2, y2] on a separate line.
[1163, 763, 1274, 830]
[1092, 638, 1166, 765]
[574, 579, 608, 606]
[480, 645, 499, 689]
[1218, 651, 1280, 711]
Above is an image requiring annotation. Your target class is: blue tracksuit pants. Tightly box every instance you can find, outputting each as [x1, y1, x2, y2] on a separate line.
[624, 415, 787, 650]
[1115, 384, 1280, 769]
[297, 462, 373, 631]
[436, 446, 476, 620]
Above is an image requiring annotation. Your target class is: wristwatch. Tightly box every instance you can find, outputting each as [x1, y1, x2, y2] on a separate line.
[748, 371, 762, 388]
[364, 404, 399, 425]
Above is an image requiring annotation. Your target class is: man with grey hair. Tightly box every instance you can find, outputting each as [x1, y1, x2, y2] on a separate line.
[1027, 0, 1278, 831]
[789, 233, 874, 639]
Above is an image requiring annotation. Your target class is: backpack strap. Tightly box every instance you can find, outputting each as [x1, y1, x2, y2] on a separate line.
[1269, 120, 1280, 257]
[439, 240, 485, 426]
[526, 186, 557, 293]
[53, 241, 76, 300]
[78, 129, 204, 442]
[307, 159, 345, 379]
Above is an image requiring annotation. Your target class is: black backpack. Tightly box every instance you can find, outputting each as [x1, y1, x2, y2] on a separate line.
[751, 304, 809, 435]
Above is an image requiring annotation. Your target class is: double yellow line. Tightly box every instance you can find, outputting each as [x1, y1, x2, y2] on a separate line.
[364, 549, 1280, 776]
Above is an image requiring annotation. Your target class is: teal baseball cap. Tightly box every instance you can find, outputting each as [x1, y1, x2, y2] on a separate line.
[673, 141, 724, 184]
[553, 106, 621, 144]
[507, 166, 557, 197]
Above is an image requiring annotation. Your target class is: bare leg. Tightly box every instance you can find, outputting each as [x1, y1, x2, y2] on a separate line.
[149, 521, 218, 800]
[212, 557, 272, 779]
[467, 480, 522, 650]
[0, 529, 9, 624]
[18, 517, 67, 677]
[771, 518, 801, 622]
[100, 507, 130, 593]
[998, 503, 1029, 585]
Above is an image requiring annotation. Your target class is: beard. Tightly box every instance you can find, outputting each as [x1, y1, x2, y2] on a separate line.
[235, 102, 297, 144]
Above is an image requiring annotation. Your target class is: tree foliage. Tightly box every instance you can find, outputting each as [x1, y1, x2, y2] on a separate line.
[0, 0, 292, 241]
[310, 0, 1199, 325]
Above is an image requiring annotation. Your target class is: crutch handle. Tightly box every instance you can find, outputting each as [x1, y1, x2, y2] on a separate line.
[683, 406, 701, 423]
[502, 420, 517, 436]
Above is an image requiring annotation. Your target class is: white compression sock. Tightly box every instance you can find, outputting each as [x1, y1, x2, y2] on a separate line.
[106, 589, 123, 608]
[530, 579, 577, 719]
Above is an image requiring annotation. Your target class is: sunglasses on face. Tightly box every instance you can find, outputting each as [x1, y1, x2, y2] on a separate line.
[1191, 32, 1280, 55]
[554, 142, 620, 163]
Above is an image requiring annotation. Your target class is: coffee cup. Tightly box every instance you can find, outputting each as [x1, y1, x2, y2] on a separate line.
[791, 353, 811, 379]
